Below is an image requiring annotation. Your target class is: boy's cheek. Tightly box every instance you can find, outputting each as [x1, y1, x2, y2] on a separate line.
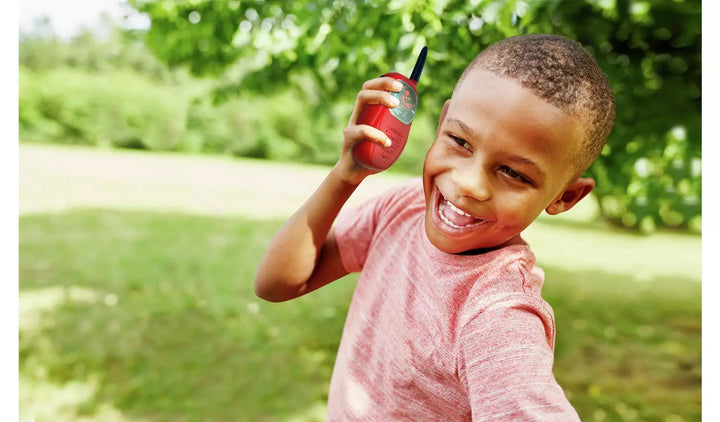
[421, 149, 441, 180]
[423, 143, 452, 173]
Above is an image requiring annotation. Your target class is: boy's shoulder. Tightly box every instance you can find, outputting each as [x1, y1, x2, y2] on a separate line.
[380, 177, 423, 201]
[350, 177, 424, 218]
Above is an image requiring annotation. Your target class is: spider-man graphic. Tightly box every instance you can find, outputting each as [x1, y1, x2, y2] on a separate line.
[400, 88, 416, 109]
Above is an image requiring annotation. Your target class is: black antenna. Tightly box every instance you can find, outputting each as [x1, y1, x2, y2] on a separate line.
[409, 46, 428, 82]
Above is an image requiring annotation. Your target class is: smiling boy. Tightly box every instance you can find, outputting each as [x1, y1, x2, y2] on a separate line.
[255, 34, 615, 420]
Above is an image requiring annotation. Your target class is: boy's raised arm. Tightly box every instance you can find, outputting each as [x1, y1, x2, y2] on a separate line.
[254, 77, 403, 302]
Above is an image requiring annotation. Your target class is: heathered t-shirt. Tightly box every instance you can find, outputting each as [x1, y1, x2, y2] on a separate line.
[328, 178, 579, 421]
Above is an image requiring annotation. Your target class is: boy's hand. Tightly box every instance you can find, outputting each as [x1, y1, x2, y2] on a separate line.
[333, 77, 403, 185]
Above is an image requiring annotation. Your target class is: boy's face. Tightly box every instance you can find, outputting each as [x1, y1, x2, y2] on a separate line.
[422, 69, 586, 254]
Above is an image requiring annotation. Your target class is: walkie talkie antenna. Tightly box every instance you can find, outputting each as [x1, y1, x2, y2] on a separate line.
[409, 46, 428, 82]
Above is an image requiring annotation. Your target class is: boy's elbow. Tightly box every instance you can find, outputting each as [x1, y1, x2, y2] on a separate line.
[253, 273, 303, 303]
[253, 280, 271, 302]
[254, 284, 285, 303]
[253, 276, 280, 302]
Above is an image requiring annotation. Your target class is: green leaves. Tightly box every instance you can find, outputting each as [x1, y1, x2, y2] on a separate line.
[129, 0, 700, 232]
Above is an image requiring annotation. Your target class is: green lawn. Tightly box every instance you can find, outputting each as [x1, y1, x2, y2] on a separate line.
[20, 210, 354, 421]
[19, 145, 701, 421]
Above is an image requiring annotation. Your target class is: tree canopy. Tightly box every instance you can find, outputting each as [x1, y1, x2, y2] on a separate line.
[129, 0, 701, 232]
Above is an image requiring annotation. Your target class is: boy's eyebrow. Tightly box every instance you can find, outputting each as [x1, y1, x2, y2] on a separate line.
[447, 118, 475, 138]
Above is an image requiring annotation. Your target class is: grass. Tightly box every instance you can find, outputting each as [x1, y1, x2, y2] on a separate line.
[546, 266, 700, 421]
[19, 144, 701, 421]
[20, 210, 357, 421]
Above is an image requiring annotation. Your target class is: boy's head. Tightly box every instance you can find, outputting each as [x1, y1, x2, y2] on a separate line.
[422, 34, 615, 254]
[459, 33, 615, 175]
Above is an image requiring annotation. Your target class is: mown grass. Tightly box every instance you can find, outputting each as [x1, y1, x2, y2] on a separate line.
[547, 266, 700, 421]
[20, 210, 356, 421]
[19, 206, 700, 421]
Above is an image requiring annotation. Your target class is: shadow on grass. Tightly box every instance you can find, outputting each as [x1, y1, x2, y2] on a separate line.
[20, 209, 357, 422]
[20, 209, 700, 421]
[543, 265, 701, 422]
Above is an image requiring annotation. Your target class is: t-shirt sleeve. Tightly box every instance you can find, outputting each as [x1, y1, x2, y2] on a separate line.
[457, 301, 581, 421]
[334, 194, 380, 273]
[334, 179, 422, 273]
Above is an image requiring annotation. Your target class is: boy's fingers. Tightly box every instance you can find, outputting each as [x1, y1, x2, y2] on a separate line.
[349, 90, 400, 124]
[357, 90, 400, 108]
[362, 76, 404, 92]
[348, 77, 403, 126]
[344, 124, 392, 148]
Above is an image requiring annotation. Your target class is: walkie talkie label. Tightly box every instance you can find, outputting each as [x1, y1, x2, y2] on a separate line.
[390, 80, 417, 125]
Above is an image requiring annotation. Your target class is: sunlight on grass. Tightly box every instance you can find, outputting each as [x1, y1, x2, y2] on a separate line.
[285, 401, 328, 422]
[20, 375, 132, 422]
[19, 209, 700, 421]
[525, 218, 701, 282]
[20, 210, 357, 421]
[21, 287, 100, 330]
[19, 287, 138, 422]
[19, 143, 409, 219]
[19, 145, 701, 421]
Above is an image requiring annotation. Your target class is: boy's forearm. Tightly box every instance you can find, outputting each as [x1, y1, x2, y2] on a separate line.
[255, 76, 399, 301]
[254, 165, 360, 300]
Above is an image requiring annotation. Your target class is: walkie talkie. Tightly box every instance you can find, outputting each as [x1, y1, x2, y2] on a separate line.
[352, 46, 428, 171]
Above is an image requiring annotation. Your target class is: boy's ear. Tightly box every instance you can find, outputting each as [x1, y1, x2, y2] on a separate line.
[545, 178, 595, 215]
[436, 100, 451, 137]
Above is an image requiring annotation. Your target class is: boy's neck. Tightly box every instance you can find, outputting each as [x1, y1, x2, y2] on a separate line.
[457, 235, 525, 255]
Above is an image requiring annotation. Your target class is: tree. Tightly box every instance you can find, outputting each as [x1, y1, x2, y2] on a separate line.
[129, 0, 701, 232]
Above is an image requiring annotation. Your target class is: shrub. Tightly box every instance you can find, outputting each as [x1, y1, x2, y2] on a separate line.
[19, 67, 192, 150]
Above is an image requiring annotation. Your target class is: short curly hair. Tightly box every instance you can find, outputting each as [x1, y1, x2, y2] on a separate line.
[458, 33, 615, 175]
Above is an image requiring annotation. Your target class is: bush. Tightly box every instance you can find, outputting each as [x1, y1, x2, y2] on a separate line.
[20, 67, 352, 166]
[184, 94, 306, 160]
[592, 126, 702, 234]
[184, 91, 361, 165]
[19, 67, 193, 151]
[20, 65, 699, 234]
[130, 0, 701, 233]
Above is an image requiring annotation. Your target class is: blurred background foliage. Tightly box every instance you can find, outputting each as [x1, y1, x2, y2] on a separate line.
[19, 0, 701, 233]
[18, 2, 703, 420]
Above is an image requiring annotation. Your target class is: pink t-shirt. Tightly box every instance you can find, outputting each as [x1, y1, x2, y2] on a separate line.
[329, 178, 579, 421]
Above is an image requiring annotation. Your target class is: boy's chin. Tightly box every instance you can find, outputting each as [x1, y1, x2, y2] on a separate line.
[424, 222, 521, 255]
[424, 225, 499, 255]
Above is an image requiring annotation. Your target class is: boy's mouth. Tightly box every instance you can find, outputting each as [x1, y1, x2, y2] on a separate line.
[437, 194, 485, 229]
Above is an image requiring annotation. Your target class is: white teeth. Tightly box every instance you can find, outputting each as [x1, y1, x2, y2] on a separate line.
[446, 200, 472, 217]
[438, 195, 484, 229]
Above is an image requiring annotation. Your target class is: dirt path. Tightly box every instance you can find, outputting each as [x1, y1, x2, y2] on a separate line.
[19, 143, 412, 219]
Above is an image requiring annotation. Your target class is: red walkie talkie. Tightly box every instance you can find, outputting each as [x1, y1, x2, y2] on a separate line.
[352, 46, 428, 171]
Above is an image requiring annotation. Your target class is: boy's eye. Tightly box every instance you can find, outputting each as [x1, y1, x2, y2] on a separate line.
[450, 135, 472, 151]
[500, 166, 533, 185]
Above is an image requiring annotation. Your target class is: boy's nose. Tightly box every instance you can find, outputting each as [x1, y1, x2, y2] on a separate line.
[452, 165, 492, 202]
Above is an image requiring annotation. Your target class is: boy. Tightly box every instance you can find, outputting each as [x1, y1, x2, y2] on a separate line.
[255, 34, 615, 420]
